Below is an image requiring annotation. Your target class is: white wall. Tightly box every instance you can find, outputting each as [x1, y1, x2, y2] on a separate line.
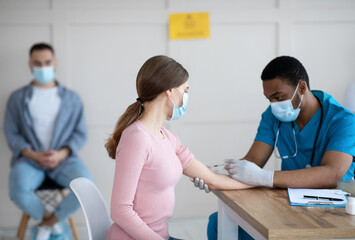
[1, 0, 355, 227]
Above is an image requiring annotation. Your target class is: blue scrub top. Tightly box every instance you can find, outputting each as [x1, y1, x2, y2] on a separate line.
[255, 90, 355, 180]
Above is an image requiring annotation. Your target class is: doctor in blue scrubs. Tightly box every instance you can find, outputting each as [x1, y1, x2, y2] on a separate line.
[204, 56, 355, 240]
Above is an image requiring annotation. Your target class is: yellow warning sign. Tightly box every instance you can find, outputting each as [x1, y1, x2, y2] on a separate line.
[169, 12, 210, 40]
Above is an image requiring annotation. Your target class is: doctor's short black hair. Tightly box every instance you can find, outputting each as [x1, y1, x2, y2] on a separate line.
[261, 56, 310, 89]
[29, 42, 55, 57]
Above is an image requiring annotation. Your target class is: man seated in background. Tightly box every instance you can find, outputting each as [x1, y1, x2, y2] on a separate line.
[3, 42, 93, 240]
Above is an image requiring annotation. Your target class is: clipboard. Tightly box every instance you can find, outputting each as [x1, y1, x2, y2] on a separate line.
[287, 188, 348, 207]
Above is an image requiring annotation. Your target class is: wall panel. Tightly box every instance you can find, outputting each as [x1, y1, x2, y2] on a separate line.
[0, 0, 51, 10]
[67, 0, 166, 10]
[170, 23, 276, 122]
[292, 22, 355, 101]
[168, 0, 278, 10]
[67, 24, 167, 126]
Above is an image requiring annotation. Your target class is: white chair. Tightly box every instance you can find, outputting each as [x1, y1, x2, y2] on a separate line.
[70, 177, 112, 240]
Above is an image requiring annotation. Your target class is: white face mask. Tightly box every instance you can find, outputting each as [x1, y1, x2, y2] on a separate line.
[33, 66, 55, 84]
[167, 88, 188, 121]
[270, 82, 303, 122]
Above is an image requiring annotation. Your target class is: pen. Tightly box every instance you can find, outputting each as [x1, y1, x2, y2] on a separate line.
[213, 164, 226, 167]
[303, 195, 343, 201]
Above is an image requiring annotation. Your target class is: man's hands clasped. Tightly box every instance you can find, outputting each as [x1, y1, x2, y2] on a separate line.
[22, 148, 71, 169]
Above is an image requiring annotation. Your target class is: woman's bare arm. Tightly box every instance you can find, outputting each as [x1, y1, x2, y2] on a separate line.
[183, 158, 252, 190]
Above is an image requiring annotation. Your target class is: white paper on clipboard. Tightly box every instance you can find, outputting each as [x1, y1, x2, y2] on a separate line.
[287, 188, 348, 207]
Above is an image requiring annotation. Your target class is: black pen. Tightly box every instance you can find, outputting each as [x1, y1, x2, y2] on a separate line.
[303, 195, 343, 201]
[213, 164, 226, 167]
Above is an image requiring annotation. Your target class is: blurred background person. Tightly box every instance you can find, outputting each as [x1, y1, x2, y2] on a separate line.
[3, 43, 93, 240]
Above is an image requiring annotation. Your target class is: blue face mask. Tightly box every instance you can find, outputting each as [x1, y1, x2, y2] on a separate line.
[270, 82, 303, 122]
[33, 66, 55, 85]
[168, 88, 188, 120]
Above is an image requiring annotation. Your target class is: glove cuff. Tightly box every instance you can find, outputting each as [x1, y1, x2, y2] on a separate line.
[266, 170, 274, 188]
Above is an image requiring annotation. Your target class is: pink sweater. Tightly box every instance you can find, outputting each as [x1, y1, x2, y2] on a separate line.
[106, 121, 194, 240]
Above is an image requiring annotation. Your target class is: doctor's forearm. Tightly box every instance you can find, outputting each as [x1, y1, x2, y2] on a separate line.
[272, 166, 339, 189]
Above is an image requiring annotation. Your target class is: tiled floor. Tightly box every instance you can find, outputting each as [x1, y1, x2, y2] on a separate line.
[0, 217, 208, 240]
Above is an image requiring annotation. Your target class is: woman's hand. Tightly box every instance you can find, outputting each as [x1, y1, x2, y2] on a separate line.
[190, 164, 228, 193]
[190, 177, 210, 193]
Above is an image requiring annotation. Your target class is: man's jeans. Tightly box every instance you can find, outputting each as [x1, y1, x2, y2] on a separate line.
[9, 160, 93, 221]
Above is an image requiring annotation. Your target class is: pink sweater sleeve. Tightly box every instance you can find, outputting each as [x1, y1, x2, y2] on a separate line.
[171, 133, 194, 169]
[110, 131, 164, 240]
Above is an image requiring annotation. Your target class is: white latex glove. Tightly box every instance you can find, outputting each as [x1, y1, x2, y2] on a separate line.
[209, 164, 229, 175]
[224, 159, 274, 187]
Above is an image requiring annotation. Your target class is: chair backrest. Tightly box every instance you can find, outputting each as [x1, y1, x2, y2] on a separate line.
[69, 177, 112, 240]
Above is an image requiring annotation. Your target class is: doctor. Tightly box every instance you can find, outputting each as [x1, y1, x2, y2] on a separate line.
[202, 56, 355, 240]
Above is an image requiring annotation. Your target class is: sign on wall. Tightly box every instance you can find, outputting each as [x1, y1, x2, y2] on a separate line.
[169, 12, 210, 40]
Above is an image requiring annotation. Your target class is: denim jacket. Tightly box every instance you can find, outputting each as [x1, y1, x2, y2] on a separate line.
[3, 81, 87, 178]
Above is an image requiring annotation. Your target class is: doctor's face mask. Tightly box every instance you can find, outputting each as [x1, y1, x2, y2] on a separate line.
[270, 82, 303, 122]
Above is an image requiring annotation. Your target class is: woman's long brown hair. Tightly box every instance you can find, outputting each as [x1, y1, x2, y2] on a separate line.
[105, 55, 189, 159]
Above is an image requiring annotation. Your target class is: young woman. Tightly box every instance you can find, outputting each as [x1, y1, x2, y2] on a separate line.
[105, 55, 250, 240]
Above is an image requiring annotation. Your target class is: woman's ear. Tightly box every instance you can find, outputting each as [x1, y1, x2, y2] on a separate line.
[165, 89, 173, 97]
